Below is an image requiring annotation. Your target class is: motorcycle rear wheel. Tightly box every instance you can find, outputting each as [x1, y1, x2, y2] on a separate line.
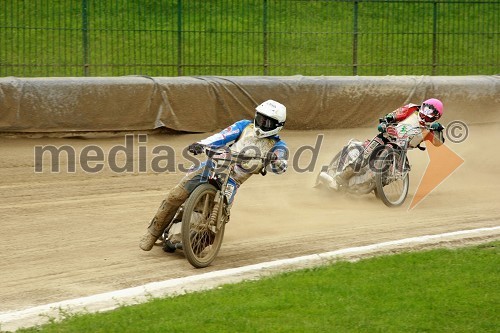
[181, 183, 225, 268]
[375, 149, 409, 207]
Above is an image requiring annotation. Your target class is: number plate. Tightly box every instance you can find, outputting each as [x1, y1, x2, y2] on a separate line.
[224, 183, 235, 201]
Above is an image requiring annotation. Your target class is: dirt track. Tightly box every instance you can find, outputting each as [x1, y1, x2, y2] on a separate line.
[1, 124, 499, 314]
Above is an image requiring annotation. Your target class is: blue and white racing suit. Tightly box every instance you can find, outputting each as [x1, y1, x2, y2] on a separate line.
[199, 119, 288, 181]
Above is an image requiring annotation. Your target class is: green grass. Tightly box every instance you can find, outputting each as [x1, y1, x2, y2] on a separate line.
[0, 0, 498, 77]
[12, 241, 500, 333]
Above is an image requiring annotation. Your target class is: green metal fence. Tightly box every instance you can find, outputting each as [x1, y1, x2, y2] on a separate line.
[1, 0, 498, 77]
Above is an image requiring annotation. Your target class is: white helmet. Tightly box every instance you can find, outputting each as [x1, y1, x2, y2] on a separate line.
[254, 99, 286, 138]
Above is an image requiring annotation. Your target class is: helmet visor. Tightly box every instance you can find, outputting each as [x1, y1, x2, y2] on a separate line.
[255, 112, 280, 132]
[420, 103, 440, 122]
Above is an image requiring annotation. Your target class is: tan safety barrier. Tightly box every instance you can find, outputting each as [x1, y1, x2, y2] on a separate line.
[0, 75, 498, 133]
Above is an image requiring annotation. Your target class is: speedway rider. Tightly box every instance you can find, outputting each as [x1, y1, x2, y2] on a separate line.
[140, 99, 288, 251]
[335, 98, 445, 186]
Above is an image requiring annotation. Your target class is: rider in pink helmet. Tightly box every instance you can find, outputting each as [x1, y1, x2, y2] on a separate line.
[334, 97, 445, 187]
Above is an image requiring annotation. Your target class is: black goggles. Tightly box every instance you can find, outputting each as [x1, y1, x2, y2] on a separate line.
[255, 113, 281, 131]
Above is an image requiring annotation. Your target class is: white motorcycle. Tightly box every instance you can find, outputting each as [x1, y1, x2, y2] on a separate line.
[316, 122, 431, 207]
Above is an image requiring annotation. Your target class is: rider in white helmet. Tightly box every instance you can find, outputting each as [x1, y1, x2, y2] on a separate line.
[140, 99, 288, 251]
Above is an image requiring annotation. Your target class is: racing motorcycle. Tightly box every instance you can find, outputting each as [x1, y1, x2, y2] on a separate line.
[160, 147, 267, 268]
[315, 121, 431, 207]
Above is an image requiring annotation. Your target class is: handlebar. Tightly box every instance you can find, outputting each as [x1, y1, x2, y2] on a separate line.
[202, 146, 270, 176]
[204, 146, 266, 162]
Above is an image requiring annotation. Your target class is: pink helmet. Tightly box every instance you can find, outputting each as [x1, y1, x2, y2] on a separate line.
[419, 98, 443, 124]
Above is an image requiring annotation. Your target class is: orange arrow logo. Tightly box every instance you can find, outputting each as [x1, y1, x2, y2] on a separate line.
[409, 142, 464, 210]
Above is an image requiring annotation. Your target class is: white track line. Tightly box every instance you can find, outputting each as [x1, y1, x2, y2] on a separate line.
[1, 226, 499, 332]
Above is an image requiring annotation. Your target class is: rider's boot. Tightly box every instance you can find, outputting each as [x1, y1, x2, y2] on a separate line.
[139, 185, 189, 251]
[335, 166, 354, 186]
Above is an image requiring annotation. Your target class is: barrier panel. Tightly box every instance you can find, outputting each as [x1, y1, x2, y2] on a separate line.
[0, 76, 498, 133]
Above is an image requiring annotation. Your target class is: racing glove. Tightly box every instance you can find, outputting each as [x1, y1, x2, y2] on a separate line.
[271, 159, 288, 174]
[430, 122, 444, 132]
[187, 142, 205, 155]
[265, 151, 287, 174]
[377, 122, 387, 133]
[384, 114, 396, 123]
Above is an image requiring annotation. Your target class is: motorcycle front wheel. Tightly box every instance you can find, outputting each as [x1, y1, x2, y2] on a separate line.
[374, 149, 409, 207]
[181, 183, 226, 268]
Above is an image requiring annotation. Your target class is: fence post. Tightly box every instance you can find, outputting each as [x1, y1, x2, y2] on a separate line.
[177, 0, 183, 76]
[82, 0, 90, 76]
[263, 0, 269, 76]
[352, 1, 359, 76]
[432, 1, 438, 75]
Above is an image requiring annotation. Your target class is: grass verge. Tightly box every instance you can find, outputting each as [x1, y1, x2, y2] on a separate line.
[12, 241, 499, 333]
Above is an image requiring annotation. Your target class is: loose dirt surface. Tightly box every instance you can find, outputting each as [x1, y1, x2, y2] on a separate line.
[1, 124, 499, 315]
